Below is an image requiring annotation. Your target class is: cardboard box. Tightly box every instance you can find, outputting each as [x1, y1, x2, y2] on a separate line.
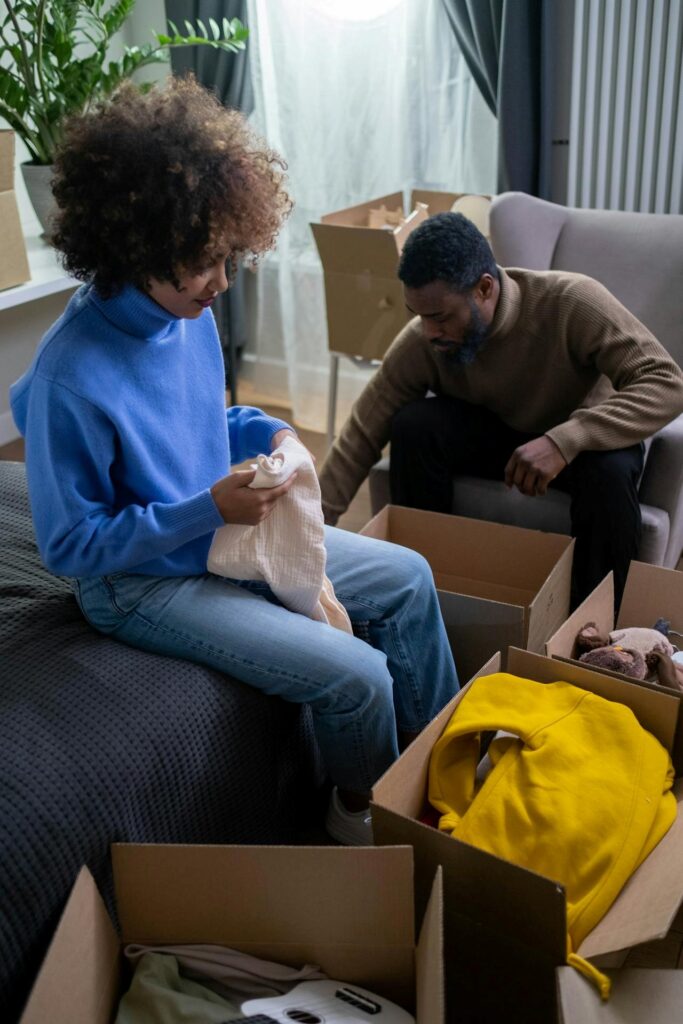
[360, 505, 574, 682]
[311, 190, 491, 361]
[557, 967, 683, 1023]
[546, 561, 683, 767]
[546, 561, 683, 672]
[0, 131, 30, 291]
[20, 844, 444, 1024]
[371, 647, 683, 1024]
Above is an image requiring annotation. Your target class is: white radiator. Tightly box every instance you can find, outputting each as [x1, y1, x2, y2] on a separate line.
[567, 0, 683, 213]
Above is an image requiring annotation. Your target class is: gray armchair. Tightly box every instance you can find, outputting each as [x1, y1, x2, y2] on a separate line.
[369, 192, 683, 567]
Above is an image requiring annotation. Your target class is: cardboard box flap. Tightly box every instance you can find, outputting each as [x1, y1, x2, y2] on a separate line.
[19, 867, 120, 1024]
[320, 192, 404, 227]
[393, 202, 429, 253]
[557, 966, 683, 1023]
[437, 591, 524, 683]
[545, 573, 615, 660]
[433, 571, 536, 608]
[415, 868, 444, 1024]
[410, 189, 463, 214]
[618, 561, 683, 632]
[372, 803, 568, 965]
[372, 654, 501, 818]
[113, 844, 414, 948]
[363, 506, 572, 590]
[527, 540, 575, 655]
[507, 648, 679, 753]
[311, 221, 406, 274]
[578, 779, 683, 958]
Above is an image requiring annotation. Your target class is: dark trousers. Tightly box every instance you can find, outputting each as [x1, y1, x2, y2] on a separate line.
[389, 396, 644, 613]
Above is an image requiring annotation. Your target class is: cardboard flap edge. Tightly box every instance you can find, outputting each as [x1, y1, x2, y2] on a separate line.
[415, 867, 444, 1024]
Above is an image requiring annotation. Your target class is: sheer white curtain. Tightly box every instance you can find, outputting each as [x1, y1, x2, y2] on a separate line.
[244, 0, 498, 431]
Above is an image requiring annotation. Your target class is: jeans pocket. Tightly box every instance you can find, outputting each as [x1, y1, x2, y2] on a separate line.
[74, 576, 126, 633]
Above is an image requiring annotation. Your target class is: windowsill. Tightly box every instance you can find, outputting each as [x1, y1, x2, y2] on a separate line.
[0, 235, 77, 313]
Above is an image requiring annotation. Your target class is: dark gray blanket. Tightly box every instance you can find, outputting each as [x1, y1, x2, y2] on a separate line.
[0, 461, 325, 1022]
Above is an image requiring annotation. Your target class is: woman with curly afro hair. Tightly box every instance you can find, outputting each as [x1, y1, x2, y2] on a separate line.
[10, 75, 457, 845]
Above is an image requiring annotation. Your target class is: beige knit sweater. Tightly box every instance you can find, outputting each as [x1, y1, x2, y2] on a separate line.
[319, 267, 683, 523]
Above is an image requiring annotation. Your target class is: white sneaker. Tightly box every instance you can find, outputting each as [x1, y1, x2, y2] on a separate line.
[325, 787, 374, 846]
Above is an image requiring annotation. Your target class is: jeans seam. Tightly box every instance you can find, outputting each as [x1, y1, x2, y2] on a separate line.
[333, 591, 386, 614]
[388, 616, 425, 731]
[102, 576, 127, 617]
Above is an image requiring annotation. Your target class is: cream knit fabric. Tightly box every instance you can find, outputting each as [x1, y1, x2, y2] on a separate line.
[208, 436, 352, 633]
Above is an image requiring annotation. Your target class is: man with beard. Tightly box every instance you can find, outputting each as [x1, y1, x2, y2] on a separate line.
[319, 212, 683, 611]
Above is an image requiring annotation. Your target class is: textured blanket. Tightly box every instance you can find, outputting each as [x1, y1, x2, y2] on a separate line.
[0, 461, 324, 1023]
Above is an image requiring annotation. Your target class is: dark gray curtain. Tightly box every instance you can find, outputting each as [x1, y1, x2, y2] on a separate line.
[165, 0, 252, 402]
[440, 0, 554, 198]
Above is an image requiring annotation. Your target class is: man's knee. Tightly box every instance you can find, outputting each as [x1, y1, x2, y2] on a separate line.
[390, 397, 439, 446]
[571, 447, 643, 498]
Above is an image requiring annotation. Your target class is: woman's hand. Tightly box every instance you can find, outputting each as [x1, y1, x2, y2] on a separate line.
[271, 427, 298, 450]
[211, 468, 297, 524]
[271, 427, 316, 463]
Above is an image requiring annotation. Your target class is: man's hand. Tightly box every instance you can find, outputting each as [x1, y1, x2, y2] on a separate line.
[504, 436, 567, 496]
[211, 468, 297, 524]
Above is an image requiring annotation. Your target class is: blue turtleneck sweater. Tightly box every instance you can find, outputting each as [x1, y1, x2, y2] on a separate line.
[9, 283, 291, 578]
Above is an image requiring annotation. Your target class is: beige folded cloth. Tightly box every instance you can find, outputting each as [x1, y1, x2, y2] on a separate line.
[124, 943, 327, 1001]
[208, 435, 352, 633]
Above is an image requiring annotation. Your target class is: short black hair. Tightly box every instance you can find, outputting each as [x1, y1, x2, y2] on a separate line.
[398, 212, 498, 292]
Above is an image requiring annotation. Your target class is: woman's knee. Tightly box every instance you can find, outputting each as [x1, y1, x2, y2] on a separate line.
[314, 644, 394, 717]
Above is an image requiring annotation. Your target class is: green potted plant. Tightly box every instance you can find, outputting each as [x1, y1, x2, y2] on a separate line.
[0, 0, 249, 231]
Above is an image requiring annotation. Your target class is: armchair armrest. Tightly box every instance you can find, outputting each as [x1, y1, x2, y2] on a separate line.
[638, 413, 683, 566]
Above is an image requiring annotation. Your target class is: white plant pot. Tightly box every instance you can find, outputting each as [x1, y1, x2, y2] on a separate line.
[20, 162, 56, 236]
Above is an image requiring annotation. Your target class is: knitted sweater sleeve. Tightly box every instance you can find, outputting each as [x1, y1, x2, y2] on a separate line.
[226, 405, 293, 464]
[319, 321, 438, 524]
[24, 376, 224, 578]
[545, 278, 683, 462]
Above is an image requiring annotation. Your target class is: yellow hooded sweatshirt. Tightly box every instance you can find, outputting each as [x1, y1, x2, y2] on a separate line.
[428, 673, 676, 999]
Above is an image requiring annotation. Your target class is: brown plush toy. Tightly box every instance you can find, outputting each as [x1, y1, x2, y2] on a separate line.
[609, 627, 674, 660]
[578, 645, 647, 679]
[574, 621, 681, 687]
[647, 651, 683, 693]
[575, 621, 609, 654]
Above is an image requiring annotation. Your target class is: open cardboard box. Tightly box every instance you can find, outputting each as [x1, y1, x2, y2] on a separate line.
[557, 966, 683, 1023]
[360, 505, 574, 682]
[311, 190, 490, 361]
[546, 561, 683, 767]
[0, 130, 30, 291]
[19, 844, 444, 1024]
[371, 648, 683, 1024]
[546, 561, 683, 671]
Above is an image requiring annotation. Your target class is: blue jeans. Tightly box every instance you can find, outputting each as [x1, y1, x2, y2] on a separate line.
[74, 526, 458, 793]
